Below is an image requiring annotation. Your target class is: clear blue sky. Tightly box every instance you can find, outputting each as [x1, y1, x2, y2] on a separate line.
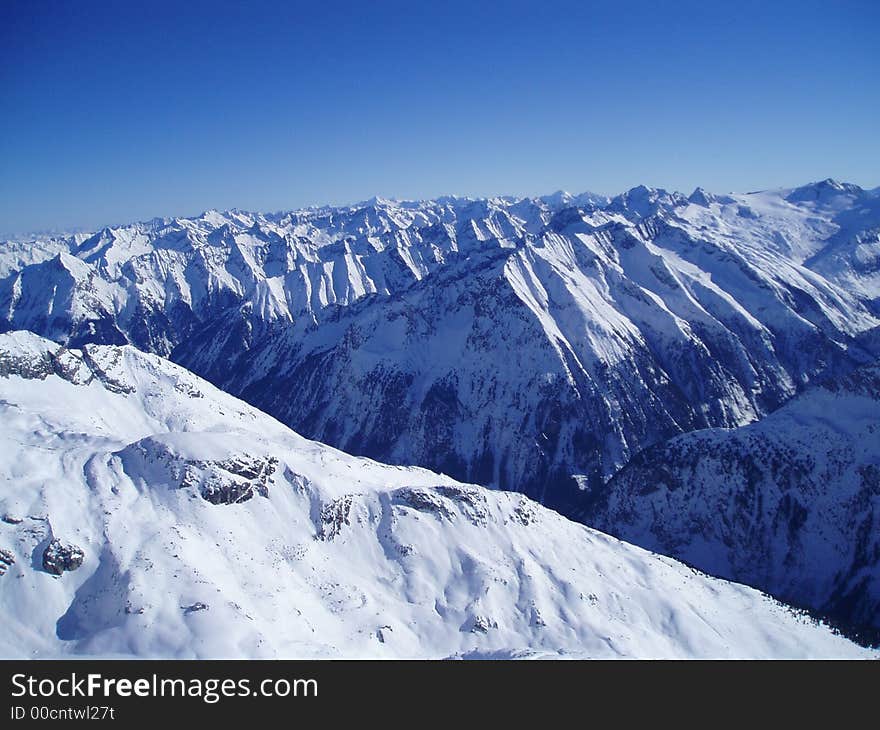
[1, 0, 878, 234]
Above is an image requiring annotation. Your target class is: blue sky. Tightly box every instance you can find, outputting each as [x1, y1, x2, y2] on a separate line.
[1, 0, 878, 233]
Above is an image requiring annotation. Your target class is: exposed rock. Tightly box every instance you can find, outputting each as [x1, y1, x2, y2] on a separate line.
[394, 487, 454, 520]
[511, 497, 538, 526]
[0, 348, 54, 380]
[435, 485, 489, 525]
[80, 346, 136, 394]
[318, 495, 354, 541]
[0, 548, 15, 575]
[285, 469, 312, 494]
[42, 539, 85, 575]
[180, 455, 277, 505]
[181, 602, 209, 614]
[467, 614, 498, 633]
[217, 455, 279, 481]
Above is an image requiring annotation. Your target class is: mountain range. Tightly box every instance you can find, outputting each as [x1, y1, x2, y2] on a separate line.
[1, 178, 878, 653]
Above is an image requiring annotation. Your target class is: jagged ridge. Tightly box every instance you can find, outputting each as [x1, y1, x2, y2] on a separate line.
[1, 181, 879, 513]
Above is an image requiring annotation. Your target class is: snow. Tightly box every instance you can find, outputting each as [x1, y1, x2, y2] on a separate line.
[0, 330, 871, 659]
[1, 179, 879, 655]
[585, 362, 880, 635]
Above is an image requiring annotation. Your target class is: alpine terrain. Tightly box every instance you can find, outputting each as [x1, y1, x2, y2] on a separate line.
[2, 180, 877, 514]
[1, 178, 878, 654]
[1, 330, 867, 658]
[581, 362, 880, 643]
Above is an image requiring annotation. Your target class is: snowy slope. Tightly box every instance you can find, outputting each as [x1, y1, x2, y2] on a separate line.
[1, 181, 878, 513]
[0, 233, 86, 279]
[580, 362, 880, 642]
[0, 330, 869, 659]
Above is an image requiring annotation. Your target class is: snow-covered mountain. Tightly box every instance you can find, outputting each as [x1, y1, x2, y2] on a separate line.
[580, 362, 880, 644]
[2, 180, 878, 515]
[0, 330, 870, 658]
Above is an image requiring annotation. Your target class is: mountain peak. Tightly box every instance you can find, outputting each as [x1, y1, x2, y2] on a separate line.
[786, 178, 864, 204]
[539, 190, 574, 208]
[608, 185, 687, 218]
[360, 195, 396, 209]
[688, 187, 715, 206]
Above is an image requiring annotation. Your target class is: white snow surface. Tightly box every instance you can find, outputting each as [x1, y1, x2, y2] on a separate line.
[0, 331, 871, 659]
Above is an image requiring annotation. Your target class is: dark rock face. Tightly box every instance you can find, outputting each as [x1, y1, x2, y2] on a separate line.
[118, 436, 280, 508]
[579, 364, 880, 643]
[0, 548, 15, 576]
[42, 539, 85, 575]
[181, 602, 209, 614]
[180, 455, 278, 505]
[317, 495, 353, 541]
[394, 487, 455, 520]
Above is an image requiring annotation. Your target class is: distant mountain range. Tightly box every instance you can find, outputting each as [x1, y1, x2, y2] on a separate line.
[1, 179, 878, 650]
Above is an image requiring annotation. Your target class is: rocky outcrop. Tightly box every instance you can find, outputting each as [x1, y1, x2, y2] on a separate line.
[317, 495, 354, 541]
[181, 602, 209, 614]
[42, 539, 85, 575]
[178, 455, 278, 505]
[394, 487, 455, 520]
[0, 548, 15, 576]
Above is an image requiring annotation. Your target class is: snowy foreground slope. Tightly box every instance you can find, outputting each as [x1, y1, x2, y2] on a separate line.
[2, 179, 878, 513]
[0, 331, 870, 659]
[581, 363, 880, 641]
